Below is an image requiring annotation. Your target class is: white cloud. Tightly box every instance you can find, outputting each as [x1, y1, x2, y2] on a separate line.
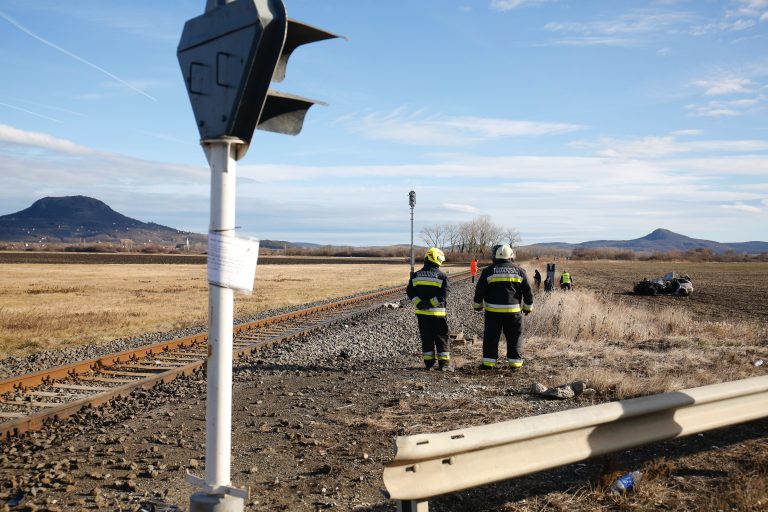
[686, 95, 764, 117]
[572, 134, 768, 159]
[443, 203, 480, 214]
[342, 109, 584, 146]
[692, 78, 754, 96]
[545, 11, 695, 35]
[721, 202, 762, 214]
[540, 36, 641, 47]
[671, 129, 704, 136]
[691, 19, 756, 34]
[2, 123, 766, 246]
[729, 0, 768, 19]
[490, 0, 556, 11]
[0, 124, 93, 154]
[658, 47, 670, 56]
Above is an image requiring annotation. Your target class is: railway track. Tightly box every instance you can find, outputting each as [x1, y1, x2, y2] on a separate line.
[0, 270, 471, 441]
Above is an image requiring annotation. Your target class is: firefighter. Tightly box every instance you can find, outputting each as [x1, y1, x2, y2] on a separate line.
[406, 247, 451, 371]
[560, 271, 573, 290]
[473, 244, 533, 370]
[533, 269, 542, 290]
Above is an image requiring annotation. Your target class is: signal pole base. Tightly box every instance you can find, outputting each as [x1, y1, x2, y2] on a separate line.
[190, 493, 245, 512]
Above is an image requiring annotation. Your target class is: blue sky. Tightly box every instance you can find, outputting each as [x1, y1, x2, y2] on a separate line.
[0, 0, 766, 246]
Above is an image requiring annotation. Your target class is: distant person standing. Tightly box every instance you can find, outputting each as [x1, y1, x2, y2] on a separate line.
[406, 248, 452, 371]
[470, 257, 478, 283]
[533, 269, 542, 290]
[560, 271, 573, 290]
[473, 244, 533, 370]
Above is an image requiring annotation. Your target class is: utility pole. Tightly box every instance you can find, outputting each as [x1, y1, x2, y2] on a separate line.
[409, 190, 416, 274]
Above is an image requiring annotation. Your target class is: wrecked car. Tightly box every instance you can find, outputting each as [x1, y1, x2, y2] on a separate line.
[633, 272, 693, 297]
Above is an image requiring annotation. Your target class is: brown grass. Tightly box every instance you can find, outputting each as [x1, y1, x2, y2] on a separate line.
[0, 263, 446, 358]
[528, 290, 762, 398]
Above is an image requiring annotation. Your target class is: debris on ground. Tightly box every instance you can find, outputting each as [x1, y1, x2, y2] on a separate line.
[608, 470, 643, 494]
[531, 380, 595, 400]
[633, 272, 693, 297]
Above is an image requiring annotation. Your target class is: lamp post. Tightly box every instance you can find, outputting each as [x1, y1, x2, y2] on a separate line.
[408, 191, 416, 274]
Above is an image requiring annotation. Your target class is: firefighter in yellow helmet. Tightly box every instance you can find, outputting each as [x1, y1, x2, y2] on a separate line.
[473, 244, 533, 370]
[406, 247, 451, 371]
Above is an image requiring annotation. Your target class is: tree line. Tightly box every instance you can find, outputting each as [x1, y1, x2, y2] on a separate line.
[419, 215, 520, 256]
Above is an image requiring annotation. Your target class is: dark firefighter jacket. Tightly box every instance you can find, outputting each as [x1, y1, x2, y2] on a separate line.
[406, 262, 449, 317]
[473, 261, 534, 313]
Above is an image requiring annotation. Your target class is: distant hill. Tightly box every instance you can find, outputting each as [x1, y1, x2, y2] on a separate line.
[0, 196, 203, 245]
[260, 239, 320, 250]
[525, 228, 768, 255]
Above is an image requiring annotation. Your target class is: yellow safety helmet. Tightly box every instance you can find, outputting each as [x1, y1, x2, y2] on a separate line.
[424, 247, 446, 266]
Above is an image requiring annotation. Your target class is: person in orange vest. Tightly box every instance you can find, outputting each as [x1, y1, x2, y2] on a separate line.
[470, 257, 478, 283]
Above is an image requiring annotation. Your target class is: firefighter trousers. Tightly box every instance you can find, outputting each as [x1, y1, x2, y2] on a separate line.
[416, 315, 449, 368]
[482, 312, 524, 363]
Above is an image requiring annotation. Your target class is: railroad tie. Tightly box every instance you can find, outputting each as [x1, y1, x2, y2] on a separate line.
[0, 398, 60, 408]
[53, 383, 110, 392]
[78, 376, 136, 384]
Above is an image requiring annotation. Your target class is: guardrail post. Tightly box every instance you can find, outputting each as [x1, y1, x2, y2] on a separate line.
[398, 499, 429, 512]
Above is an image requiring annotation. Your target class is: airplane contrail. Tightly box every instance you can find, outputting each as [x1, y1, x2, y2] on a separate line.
[0, 101, 62, 123]
[0, 10, 157, 101]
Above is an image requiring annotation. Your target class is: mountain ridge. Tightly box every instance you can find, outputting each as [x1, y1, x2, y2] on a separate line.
[0, 196, 198, 244]
[525, 228, 768, 254]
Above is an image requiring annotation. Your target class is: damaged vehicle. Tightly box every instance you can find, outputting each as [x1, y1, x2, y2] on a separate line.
[633, 272, 693, 297]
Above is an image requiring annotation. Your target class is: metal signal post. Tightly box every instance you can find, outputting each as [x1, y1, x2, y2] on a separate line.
[177, 1, 340, 510]
[409, 191, 416, 274]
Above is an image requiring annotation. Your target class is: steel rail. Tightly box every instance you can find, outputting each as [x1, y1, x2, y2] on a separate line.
[383, 375, 768, 505]
[1, 269, 472, 440]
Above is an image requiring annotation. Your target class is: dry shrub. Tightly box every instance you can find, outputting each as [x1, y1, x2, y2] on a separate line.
[520, 289, 762, 400]
[525, 290, 756, 344]
[709, 465, 768, 511]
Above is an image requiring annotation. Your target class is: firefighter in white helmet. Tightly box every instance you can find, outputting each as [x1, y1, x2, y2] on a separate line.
[473, 244, 533, 370]
[406, 247, 451, 371]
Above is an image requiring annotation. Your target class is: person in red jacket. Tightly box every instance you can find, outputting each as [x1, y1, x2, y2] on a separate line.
[470, 257, 478, 283]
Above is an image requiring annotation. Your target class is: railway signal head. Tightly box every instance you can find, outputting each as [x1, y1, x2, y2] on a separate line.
[177, 0, 341, 153]
[409, 190, 416, 208]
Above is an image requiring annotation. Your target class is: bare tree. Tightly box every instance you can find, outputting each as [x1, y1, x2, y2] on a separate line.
[444, 223, 460, 252]
[421, 216, 517, 257]
[474, 215, 502, 255]
[502, 227, 521, 248]
[420, 224, 447, 249]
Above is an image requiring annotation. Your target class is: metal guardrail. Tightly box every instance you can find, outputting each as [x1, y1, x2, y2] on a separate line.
[383, 376, 768, 510]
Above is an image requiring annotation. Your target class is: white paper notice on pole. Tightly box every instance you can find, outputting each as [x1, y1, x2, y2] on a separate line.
[207, 233, 259, 294]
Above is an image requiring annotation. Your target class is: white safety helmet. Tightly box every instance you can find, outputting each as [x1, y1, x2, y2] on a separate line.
[494, 244, 515, 261]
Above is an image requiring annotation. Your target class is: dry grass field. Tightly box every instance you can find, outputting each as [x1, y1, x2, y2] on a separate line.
[0, 262, 445, 357]
[516, 261, 767, 400]
[0, 259, 765, 362]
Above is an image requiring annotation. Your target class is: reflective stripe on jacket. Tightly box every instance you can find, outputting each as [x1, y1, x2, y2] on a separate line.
[473, 261, 533, 314]
[561, 272, 571, 284]
[406, 262, 449, 317]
